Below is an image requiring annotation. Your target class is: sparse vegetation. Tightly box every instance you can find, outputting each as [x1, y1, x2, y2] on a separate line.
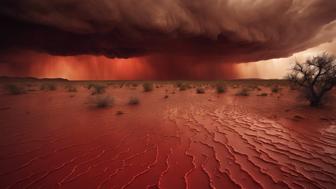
[177, 82, 190, 91]
[143, 83, 153, 92]
[196, 88, 205, 94]
[179, 84, 188, 91]
[164, 95, 169, 99]
[271, 86, 281, 93]
[40, 83, 56, 91]
[128, 97, 140, 105]
[288, 53, 336, 107]
[216, 84, 226, 94]
[65, 85, 77, 92]
[89, 84, 106, 95]
[92, 95, 114, 108]
[258, 93, 268, 96]
[176, 82, 183, 88]
[5, 84, 26, 95]
[236, 88, 249, 96]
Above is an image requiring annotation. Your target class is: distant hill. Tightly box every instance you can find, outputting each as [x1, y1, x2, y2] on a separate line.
[0, 76, 68, 82]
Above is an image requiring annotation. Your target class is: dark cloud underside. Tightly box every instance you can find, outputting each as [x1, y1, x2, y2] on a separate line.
[0, 0, 335, 63]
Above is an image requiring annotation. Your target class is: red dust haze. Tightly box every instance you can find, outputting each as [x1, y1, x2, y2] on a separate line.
[0, 51, 238, 80]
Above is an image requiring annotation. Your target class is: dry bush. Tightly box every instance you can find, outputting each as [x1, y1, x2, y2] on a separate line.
[196, 88, 205, 94]
[288, 53, 336, 107]
[128, 97, 140, 105]
[92, 95, 114, 108]
[40, 83, 56, 91]
[143, 83, 153, 92]
[258, 93, 268, 96]
[271, 86, 281, 93]
[236, 88, 249, 96]
[88, 84, 106, 95]
[179, 83, 190, 91]
[4, 84, 26, 95]
[216, 84, 226, 94]
[65, 85, 77, 92]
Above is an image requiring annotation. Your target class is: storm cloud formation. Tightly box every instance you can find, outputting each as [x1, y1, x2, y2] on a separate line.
[1, 0, 336, 63]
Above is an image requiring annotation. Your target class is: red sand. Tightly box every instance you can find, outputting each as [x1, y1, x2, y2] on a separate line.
[0, 82, 335, 189]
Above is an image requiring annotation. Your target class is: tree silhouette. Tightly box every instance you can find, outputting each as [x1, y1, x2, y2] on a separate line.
[288, 53, 336, 107]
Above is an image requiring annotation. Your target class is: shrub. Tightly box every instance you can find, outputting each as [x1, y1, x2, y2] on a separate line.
[180, 84, 189, 91]
[236, 88, 249, 96]
[271, 86, 281, 93]
[143, 83, 153, 92]
[196, 88, 205, 94]
[128, 97, 140, 105]
[5, 84, 25, 95]
[40, 83, 56, 91]
[89, 84, 106, 95]
[176, 82, 183, 88]
[216, 84, 226, 93]
[92, 95, 114, 108]
[258, 93, 268, 96]
[65, 85, 77, 92]
[288, 53, 336, 107]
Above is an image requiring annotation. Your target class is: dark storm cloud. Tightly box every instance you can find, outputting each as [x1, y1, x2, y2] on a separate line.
[0, 0, 336, 62]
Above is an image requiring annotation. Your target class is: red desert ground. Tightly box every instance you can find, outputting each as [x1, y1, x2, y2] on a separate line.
[0, 78, 335, 189]
[1, 0, 336, 188]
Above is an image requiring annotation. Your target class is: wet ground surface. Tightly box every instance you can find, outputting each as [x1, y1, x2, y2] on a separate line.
[0, 83, 335, 189]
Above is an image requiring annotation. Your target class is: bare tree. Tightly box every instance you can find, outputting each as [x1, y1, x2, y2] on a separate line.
[288, 53, 336, 107]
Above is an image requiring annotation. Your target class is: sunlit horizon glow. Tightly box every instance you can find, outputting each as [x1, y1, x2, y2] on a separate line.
[0, 39, 335, 80]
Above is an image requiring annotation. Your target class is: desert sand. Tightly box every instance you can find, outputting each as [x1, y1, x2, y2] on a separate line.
[0, 79, 335, 189]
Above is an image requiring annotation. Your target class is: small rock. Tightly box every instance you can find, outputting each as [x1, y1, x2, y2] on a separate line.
[293, 115, 304, 120]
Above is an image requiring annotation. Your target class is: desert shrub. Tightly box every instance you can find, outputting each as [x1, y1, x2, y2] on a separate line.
[92, 95, 114, 108]
[179, 83, 190, 91]
[89, 84, 106, 95]
[40, 83, 56, 91]
[5, 84, 25, 95]
[128, 97, 140, 105]
[258, 93, 268, 96]
[65, 85, 77, 92]
[196, 88, 205, 94]
[236, 88, 249, 96]
[164, 95, 169, 99]
[143, 83, 153, 92]
[176, 82, 183, 88]
[271, 86, 281, 93]
[216, 84, 226, 93]
[288, 53, 336, 106]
